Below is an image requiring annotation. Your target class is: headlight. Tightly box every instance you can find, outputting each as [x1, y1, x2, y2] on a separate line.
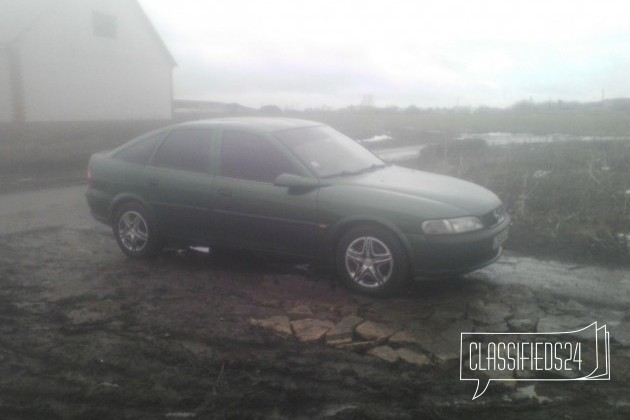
[422, 216, 483, 235]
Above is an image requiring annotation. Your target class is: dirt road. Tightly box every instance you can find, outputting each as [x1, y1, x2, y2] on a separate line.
[0, 185, 629, 419]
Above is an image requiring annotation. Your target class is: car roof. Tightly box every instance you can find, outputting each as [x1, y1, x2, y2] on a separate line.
[172, 117, 324, 133]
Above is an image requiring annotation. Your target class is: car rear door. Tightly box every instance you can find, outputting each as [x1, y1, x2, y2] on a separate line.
[143, 128, 217, 242]
[212, 129, 319, 257]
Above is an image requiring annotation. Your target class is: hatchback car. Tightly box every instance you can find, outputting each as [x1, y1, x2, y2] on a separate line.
[86, 118, 509, 296]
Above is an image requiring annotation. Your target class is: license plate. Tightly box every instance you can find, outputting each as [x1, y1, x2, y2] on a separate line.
[493, 229, 509, 250]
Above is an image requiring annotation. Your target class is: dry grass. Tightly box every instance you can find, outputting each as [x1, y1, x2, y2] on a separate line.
[410, 139, 630, 264]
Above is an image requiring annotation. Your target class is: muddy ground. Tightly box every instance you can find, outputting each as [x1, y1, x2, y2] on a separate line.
[1, 219, 630, 419]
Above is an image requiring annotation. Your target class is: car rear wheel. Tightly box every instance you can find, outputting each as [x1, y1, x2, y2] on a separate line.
[113, 203, 159, 258]
[336, 225, 409, 296]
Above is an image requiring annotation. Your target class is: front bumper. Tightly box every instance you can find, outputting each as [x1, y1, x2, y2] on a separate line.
[406, 215, 510, 279]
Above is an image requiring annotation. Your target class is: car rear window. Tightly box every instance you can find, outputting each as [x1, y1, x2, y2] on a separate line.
[114, 132, 164, 165]
[152, 129, 213, 173]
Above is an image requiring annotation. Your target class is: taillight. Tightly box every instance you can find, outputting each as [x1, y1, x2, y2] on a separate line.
[87, 166, 94, 188]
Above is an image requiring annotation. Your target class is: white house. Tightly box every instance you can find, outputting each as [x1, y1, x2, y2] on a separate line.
[0, 0, 175, 122]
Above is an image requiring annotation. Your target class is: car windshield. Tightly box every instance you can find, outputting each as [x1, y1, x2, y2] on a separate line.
[275, 125, 385, 178]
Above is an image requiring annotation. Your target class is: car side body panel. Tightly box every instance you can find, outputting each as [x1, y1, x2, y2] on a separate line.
[211, 176, 321, 257]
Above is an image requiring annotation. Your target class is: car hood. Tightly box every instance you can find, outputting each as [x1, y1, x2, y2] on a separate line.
[331, 165, 501, 215]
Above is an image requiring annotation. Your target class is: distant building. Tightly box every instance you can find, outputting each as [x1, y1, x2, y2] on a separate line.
[0, 0, 175, 123]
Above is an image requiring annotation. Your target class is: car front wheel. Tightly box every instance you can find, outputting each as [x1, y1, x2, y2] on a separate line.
[113, 203, 159, 258]
[336, 225, 409, 296]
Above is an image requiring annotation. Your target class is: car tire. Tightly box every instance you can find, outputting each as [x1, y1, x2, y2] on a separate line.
[113, 202, 160, 258]
[336, 225, 409, 296]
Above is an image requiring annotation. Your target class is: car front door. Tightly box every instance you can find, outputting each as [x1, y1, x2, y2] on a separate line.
[212, 130, 319, 257]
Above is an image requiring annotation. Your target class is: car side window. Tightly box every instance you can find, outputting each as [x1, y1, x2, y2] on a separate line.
[152, 129, 213, 173]
[114, 132, 164, 165]
[220, 131, 300, 183]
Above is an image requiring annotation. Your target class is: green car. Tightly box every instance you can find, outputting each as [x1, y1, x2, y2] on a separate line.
[86, 118, 509, 296]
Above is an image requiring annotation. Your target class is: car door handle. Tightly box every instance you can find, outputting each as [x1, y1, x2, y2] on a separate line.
[147, 179, 159, 188]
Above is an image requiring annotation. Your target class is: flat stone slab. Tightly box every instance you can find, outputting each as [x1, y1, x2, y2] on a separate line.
[412, 319, 473, 363]
[489, 369, 518, 388]
[355, 321, 396, 342]
[367, 346, 400, 363]
[555, 299, 587, 314]
[338, 304, 359, 317]
[536, 315, 591, 333]
[550, 365, 581, 379]
[475, 322, 509, 333]
[468, 300, 512, 325]
[511, 302, 544, 319]
[612, 321, 630, 347]
[333, 340, 378, 352]
[463, 357, 516, 387]
[507, 318, 538, 333]
[250, 297, 282, 308]
[250, 316, 292, 338]
[287, 304, 313, 319]
[396, 348, 430, 367]
[291, 319, 334, 343]
[389, 330, 423, 346]
[326, 337, 353, 347]
[326, 315, 364, 341]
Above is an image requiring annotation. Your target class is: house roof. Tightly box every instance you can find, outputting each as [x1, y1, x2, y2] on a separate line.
[130, 0, 176, 67]
[0, 0, 176, 66]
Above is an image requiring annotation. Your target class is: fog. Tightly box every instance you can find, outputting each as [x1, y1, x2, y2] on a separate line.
[2, 0, 630, 116]
[138, 0, 630, 109]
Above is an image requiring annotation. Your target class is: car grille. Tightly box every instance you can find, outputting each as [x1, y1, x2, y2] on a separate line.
[481, 205, 506, 228]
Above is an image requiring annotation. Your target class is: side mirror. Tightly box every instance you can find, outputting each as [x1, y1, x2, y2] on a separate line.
[274, 173, 320, 189]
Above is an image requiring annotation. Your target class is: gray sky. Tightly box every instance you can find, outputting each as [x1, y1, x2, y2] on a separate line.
[138, 0, 630, 109]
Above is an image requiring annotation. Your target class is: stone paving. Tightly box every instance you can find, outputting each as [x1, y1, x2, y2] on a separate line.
[248, 275, 630, 380]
